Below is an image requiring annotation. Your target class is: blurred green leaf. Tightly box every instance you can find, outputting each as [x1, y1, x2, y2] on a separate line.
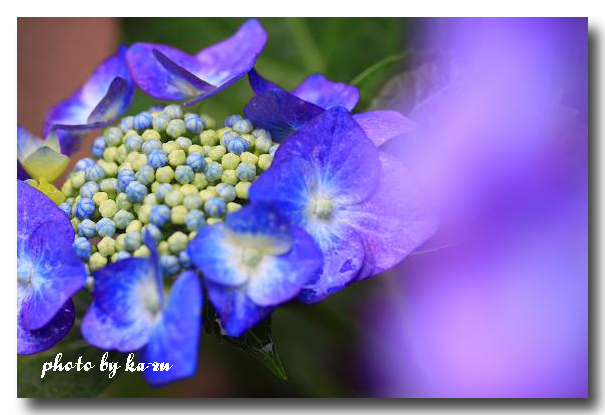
[18, 341, 126, 398]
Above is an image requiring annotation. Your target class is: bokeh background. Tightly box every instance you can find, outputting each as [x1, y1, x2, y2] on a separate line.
[17, 17, 588, 398]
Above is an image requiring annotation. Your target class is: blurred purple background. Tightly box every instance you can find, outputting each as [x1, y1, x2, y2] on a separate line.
[362, 18, 588, 398]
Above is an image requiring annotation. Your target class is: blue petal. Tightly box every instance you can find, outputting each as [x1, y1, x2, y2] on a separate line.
[18, 297, 74, 355]
[17, 125, 39, 161]
[44, 45, 134, 134]
[17, 180, 86, 329]
[352, 110, 416, 147]
[292, 73, 359, 110]
[206, 280, 271, 337]
[244, 89, 324, 142]
[248, 68, 282, 94]
[343, 152, 439, 281]
[80, 257, 160, 351]
[139, 271, 202, 385]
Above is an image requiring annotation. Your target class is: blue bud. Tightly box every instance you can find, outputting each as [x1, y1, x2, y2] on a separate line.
[58, 202, 71, 216]
[80, 181, 100, 198]
[75, 157, 96, 172]
[185, 209, 205, 231]
[152, 114, 170, 132]
[148, 148, 168, 168]
[224, 114, 242, 127]
[135, 165, 155, 185]
[204, 161, 223, 183]
[114, 209, 134, 229]
[119, 115, 135, 132]
[221, 131, 239, 147]
[204, 196, 226, 218]
[160, 254, 180, 275]
[163, 104, 183, 119]
[105, 127, 123, 146]
[150, 204, 171, 227]
[141, 138, 162, 155]
[236, 162, 256, 182]
[216, 183, 236, 202]
[85, 164, 105, 182]
[232, 119, 253, 134]
[115, 251, 132, 261]
[154, 183, 173, 202]
[78, 219, 97, 238]
[185, 114, 204, 133]
[117, 169, 135, 192]
[178, 250, 191, 268]
[186, 152, 207, 172]
[134, 111, 153, 130]
[125, 135, 143, 152]
[175, 165, 194, 184]
[96, 217, 116, 237]
[226, 136, 249, 155]
[124, 231, 142, 251]
[125, 181, 148, 203]
[142, 224, 162, 242]
[73, 237, 92, 260]
[75, 197, 95, 219]
[92, 137, 106, 158]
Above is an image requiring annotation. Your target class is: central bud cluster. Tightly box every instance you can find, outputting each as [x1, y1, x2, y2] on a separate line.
[59, 104, 278, 279]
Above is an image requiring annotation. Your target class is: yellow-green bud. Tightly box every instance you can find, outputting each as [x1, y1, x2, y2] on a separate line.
[132, 154, 148, 171]
[89, 252, 107, 271]
[98, 160, 118, 177]
[61, 180, 74, 197]
[115, 233, 126, 251]
[165, 189, 184, 207]
[235, 182, 251, 199]
[92, 192, 109, 206]
[217, 127, 232, 139]
[143, 193, 158, 205]
[258, 154, 273, 171]
[192, 173, 208, 190]
[207, 217, 223, 225]
[221, 169, 239, 185]
[118, 162, 132, 171]
[188, 145, 204, 155]
[116, 145, 128, 164]
[200, 130, 218, 146]
[221, 153, 240, 170]
[158, 241, 170, 255]
[151, 181, 160, 193]
[103, 147, 118, 163]
[126, 151, 140, 163]
[240, 151, 258, 165]
[168, 149, 186, 167]
[171, 206, 188, 224]
[99, 199, 118, 218]
[201, 113, 216, 129]
[208, 145, 226, 162]
[116, 192, 132, 210]
[163, 141, 180, 154]
[71, 217, 80, 231]
[189, 231, 197, 240]
[142, 129, 161, 141]
[133, 203, 141, 214]
[227, 202, 242, 213]
[156, 166, 174, 183]
[126, 219, 143, 233]
[71, 171, 86, 189]
[138, 204, 152, 224]
[199, 188, 217, 203]
[97, 236, 116, 257]
[241, 134, 255, 148]
[167, 231, 189, 254]
[133, 246, 150, 257]
[180, 184, 198, 195]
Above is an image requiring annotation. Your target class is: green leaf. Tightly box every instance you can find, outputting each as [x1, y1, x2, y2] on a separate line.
[203, 303, 288, 381]
[18, 341, 127, 398]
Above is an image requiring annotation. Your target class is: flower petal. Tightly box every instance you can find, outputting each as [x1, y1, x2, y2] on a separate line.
[18, 180, 86, 330]
[352, 110, 416, 147]
[139, 270, 202, 385]
[292, 73, 359, 110]
[206, 281, 271, 337]
[20, 146, 69, 182]
[343, 152, 439, 280]
[17, 125, 39, 161]
[44, 45, 134, 134]
[248, 68, 282, 94]
[18, 297, 74, 355]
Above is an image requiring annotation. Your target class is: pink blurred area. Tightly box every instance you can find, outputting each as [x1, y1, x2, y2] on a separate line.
[363, 18, 588, 398]
[17, 17, 119, 183]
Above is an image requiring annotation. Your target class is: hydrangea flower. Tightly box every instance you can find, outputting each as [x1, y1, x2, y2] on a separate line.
[188, 202, 323, 336]
[245, 69, 415, 144]
[18, 180, 87, 354]
[126, 19, 267, 105]
[81, 233, 202, 385]
[43, 45, 135, 154]
[248, 107, 438, 302]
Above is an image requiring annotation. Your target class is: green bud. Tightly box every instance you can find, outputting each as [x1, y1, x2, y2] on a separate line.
[71, 217, 80, 232]
[168, 231, 189, 254]
[165, 189, 184, 207]
[217, 127, 232, 139]
[188, 145, 204, 155]
[221, 169, 239, 185]
[201, 113, 216, 129]
[183, 193, 202, 210]
[168, 149, 186, 167]
[116, 145, 129, 164]
[114, 209, 134, 229]
[99, 199, 118, 218]
[258, 154, 273, 171]
[126, 219, 143, 233]
[200, 130, 218, 146]
[89, 252, 107, 271]
[176, 136, 192, 150]
[142, 129, 161, 141]
[143, 193, 158, 205]
[166, 119, 186, 138]
[156, 166, 175, 183]
[192, 173, 208, 190]
[158, 241, 170, 255]
[138, 204, 152, 224]
[133, 246, 150, 257]
[116, 192, 132, 210]
[97, 236, 116, 257]
[180, 184, 198, 195]
[254, 136, 273, 155]
[171, 206, 188, 224]
[235, 182, 251, 200]
[124, 231, 142, 251]
[71, 171, 86, 189]
[240, 151, 258, 165]
[151, 181, 160, 193]
[221, 153, 240, 170]
[92, 192, 109, 206]
[241, 134, 255, 148]
[131, 154, 147, 171]
[99, 178, 118, 197]
[98, 160, 118, 177]
[115, 233, 126, 251]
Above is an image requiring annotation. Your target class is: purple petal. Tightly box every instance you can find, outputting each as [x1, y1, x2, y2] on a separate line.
[18, 298, 74, 355]
[353, 110, 416, 147]
[244, 89, 324, 142]
[206, 281, 271, 337]
[44, 45, 134, 134]
[18, 180, 86, 330]
[140, 271, 202, 385]
[344, 152, 439, 280]
[248, 68, 283, 94]
[292, 73, 359, 110]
